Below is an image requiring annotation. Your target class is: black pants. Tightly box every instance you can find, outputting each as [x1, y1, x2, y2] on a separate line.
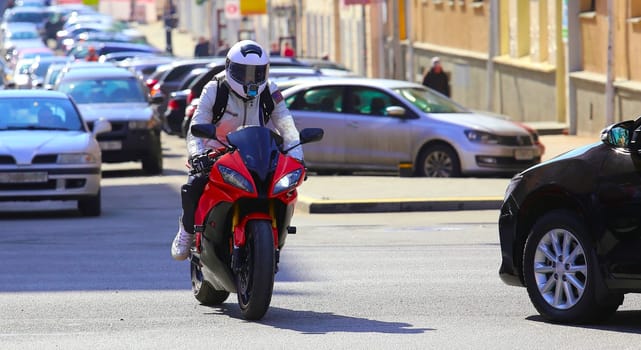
[180, 174, 208, 234]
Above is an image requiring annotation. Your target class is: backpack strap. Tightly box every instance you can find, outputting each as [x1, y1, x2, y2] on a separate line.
[211, 77, 229, 125]
[259, 84, 274, 126]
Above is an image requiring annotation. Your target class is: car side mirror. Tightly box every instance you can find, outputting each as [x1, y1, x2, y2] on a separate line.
[386, 106, 406, 117]
[92, 118, 111, 136]
[601, 120, 636, 149]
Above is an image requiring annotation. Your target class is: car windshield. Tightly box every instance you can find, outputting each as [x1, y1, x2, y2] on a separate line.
[57, 77, 146, 104]
[394, 87, 469, 114]
[0, 97, 83, 131]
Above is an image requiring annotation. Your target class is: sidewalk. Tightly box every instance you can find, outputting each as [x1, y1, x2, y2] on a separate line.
[296, 133, 600, 214]
[132, 20, 197, 58]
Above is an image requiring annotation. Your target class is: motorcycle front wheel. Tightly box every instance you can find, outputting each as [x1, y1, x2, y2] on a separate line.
[236, 220, 275, 320]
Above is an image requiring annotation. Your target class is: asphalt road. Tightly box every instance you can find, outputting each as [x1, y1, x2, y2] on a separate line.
[1, 134, 641, 349]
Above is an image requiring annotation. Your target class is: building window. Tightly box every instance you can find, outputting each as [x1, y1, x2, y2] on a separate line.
[580, 0, 595, 13]
[629, 0, 641, 23]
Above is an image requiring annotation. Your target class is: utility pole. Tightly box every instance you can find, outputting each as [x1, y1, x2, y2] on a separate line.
[605, 0, 615, 126]
[486, 0, 498, 111]
[391, 0, 401, 80]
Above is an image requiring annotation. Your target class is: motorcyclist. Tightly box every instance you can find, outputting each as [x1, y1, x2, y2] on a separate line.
[171, 40, 304, 261]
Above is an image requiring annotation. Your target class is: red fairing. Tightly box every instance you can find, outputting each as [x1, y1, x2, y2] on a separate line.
[233, 213, 276, 247]
[194, 151, 258, 225]
[270, 153, 306, 204]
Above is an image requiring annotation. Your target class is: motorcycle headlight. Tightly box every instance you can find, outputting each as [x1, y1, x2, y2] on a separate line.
[218, 165, 254, 193]
[272, 169, 302, 195]
[57, 153, 97, 164]
[465, 130, 500, 144]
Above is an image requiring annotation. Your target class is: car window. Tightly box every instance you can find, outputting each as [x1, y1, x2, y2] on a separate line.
[346, 88, 395, 116]
[58, 78, 146, 104]
[394, 87, 468, 113]
[0, 97, 82, 131]
[286, 86, 343, 113]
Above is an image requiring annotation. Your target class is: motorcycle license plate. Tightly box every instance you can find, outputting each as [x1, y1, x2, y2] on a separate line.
[0, 172, 47, 183]
[514, 149, 534, 160]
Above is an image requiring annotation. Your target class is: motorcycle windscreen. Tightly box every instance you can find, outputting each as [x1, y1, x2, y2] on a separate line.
[227, 126, 283, 182]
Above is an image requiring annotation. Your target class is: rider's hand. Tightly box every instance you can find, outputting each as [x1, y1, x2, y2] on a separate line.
[190, 153, 213, 173]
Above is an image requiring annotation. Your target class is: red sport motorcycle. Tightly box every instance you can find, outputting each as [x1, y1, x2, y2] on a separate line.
[188, 124, 323, 320]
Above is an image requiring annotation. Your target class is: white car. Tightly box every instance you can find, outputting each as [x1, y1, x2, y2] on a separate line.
[0, 90, 110, 216]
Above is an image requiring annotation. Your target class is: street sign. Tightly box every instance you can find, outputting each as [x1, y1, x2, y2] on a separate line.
[225, 0, 241, 19]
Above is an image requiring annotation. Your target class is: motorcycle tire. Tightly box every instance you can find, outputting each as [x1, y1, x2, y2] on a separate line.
[191, 260, 230, 305]
[236, 220, 275, 320]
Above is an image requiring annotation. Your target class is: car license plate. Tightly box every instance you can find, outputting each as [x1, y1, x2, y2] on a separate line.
[99, 141, 122, 150]
[514, 149, 534, 160]
[0, 172, 47, 183]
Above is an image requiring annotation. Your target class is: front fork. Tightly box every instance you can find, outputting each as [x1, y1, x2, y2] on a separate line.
[229, 204, 280, 274]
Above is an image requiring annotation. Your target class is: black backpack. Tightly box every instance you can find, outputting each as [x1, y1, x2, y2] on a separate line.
[211, 77, 274, 126]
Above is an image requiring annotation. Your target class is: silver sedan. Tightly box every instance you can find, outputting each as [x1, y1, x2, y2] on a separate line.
[0, 90, 110, 215]
[281, 78, 544, 177]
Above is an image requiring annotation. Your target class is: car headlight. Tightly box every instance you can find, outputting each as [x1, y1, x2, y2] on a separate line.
[57, 153, 97, 164]
[465, 130, 500, 144]
[128, 120, 155, 129]
[504, 174, 523, 201]
[272, 169, 302, 195]
[218, 165, 254, 193]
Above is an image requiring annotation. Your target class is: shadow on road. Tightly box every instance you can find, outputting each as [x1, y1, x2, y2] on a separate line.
[526, 310, 641, 334]
[202, 305, 434, 334]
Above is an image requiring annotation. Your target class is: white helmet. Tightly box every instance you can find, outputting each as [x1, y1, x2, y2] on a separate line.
[225, 40, 269, 99]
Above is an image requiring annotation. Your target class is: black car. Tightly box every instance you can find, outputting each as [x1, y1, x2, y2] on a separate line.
[499, 117, 641, 324]
[163, 65, 220, 135]
[54, 66, 164, 174]
[146, 58, 221, 127]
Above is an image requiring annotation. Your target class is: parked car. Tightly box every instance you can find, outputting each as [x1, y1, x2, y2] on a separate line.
[54, 66, 164, 174]
[163, 66, 212, 135]
[145, 58, 218, 127]
[66, 41, 162, 61]
[0, 89, 110, 216]
[498, 117, 641, 324]
[281, 78, 543, 177]
[179, 63, 322, 138]
[28, 55, 71, 88]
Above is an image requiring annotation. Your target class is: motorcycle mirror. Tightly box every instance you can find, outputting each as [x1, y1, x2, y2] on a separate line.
[283, 128, 324, 154]
[299, 128, 324, 144]
[191, 124, 217, 139]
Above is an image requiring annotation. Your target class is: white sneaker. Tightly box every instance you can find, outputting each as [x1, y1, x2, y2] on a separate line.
[171, 219, 193, 261]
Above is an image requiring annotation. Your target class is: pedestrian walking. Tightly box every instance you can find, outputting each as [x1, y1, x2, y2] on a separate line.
[422, 56, 450, 97]
[194, 36, 210, 57]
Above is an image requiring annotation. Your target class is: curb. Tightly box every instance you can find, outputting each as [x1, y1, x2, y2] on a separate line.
[297, 196, 504, 214]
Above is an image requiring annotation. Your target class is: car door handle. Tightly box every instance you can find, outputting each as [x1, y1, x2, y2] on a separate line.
[347, 121, 359, 128]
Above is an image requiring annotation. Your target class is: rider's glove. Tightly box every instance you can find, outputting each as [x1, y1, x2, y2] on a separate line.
[190, 153, 213, 173]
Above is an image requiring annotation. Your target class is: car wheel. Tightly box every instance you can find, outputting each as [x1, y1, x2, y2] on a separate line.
[416, 144, 461, 177]
[78, 191, 101, 217]
[142, 150, 163, 175]
[523, 210, 623, 324]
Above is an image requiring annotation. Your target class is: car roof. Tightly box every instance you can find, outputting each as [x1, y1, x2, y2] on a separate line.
[268, 57, 311, 67]
[58, 66, 136, 81]
[0, 89, 70, 99]
[286, 77, 422, 89]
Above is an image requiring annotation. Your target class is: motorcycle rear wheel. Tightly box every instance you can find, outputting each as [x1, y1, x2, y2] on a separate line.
[191, 259, 230, 305]
[236, 220, 275, 320]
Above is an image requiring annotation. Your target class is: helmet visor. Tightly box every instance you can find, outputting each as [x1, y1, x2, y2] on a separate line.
[228, 62, 267, 86]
